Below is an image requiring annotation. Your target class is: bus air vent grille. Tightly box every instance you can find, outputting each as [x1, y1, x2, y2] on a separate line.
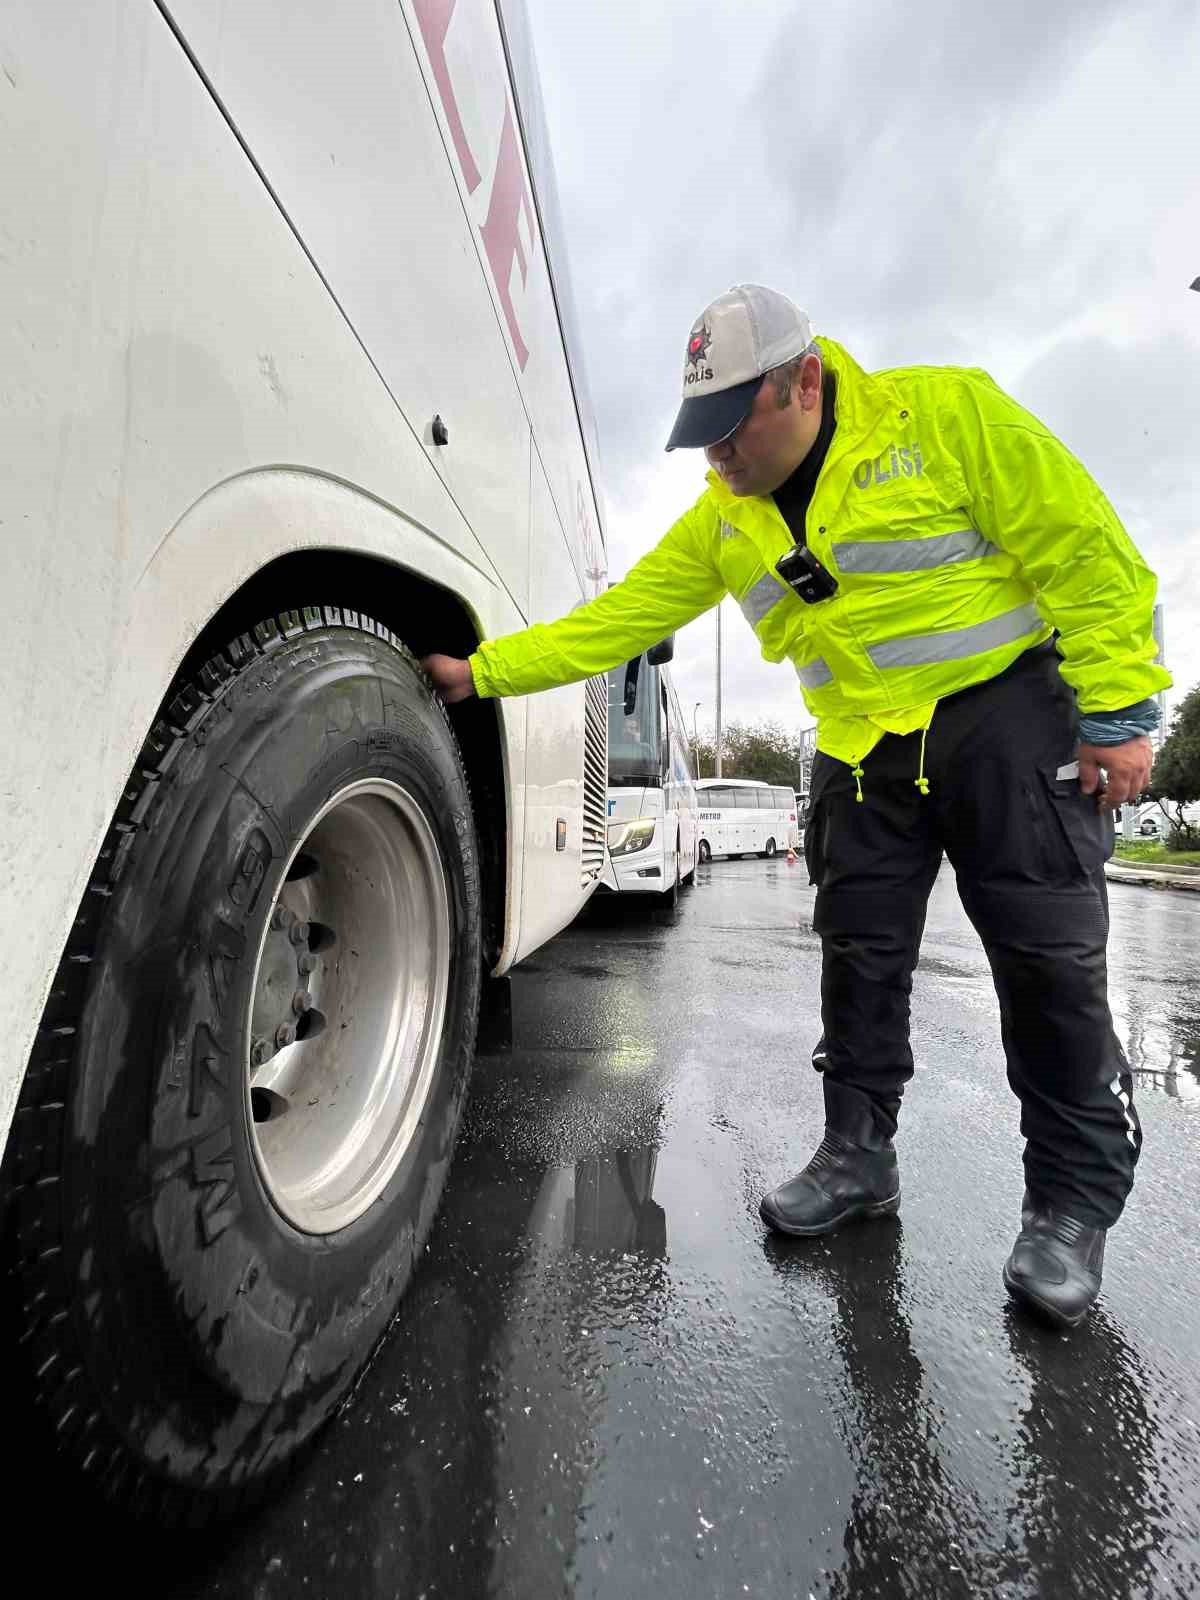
[581, 674, 608, 885]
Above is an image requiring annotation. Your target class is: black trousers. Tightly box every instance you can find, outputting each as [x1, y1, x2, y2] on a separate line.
[805, 643, 1141, 1229]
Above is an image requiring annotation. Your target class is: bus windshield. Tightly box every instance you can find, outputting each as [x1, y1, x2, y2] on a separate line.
[607, 657, 662, 787]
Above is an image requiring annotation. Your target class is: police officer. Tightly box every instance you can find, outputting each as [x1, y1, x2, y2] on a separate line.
[423, 285, 1170, 1330]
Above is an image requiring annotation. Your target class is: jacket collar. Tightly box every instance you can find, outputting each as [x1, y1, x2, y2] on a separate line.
[703, 337, 901, 515]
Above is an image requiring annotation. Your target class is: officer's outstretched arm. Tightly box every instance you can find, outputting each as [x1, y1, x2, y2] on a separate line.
[456, 501, 725, 701]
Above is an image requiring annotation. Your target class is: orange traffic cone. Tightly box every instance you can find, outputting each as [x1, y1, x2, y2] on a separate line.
[786, 845, 797, 866]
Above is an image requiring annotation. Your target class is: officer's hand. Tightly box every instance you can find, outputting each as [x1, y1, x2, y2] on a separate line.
[421, 654, 476, 704]
[1077, 735, 1154, 810]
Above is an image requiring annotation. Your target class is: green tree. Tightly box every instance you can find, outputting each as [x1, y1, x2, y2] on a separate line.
[1147, 682, 1200, 848]
[688, 720, 811, 788]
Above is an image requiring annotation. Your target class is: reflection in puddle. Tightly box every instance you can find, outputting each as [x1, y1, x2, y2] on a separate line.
[1113, 997, 1200, 1103]
[524, 1146, 667, 1258]
[487, 1141, 667, 1597]
[1106, 893, 1200, 1105]
[1003, 1306, 1161, 1599]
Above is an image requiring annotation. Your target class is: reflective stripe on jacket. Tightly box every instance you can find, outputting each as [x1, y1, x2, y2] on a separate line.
[469, 338, 1171, 766]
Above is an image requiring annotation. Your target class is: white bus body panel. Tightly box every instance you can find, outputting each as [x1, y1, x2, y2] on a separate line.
[0, 0, 602, 1140]
[521, 460, 591, 952]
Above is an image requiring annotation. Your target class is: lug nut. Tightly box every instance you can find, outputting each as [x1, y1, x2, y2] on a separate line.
[271, 905, 293, 932]
[275, 1022, 296, 1050]
[250, 1038, 271, 1067]
[292, 989, 313, 1016]
[288, 919, 311, 947]
[298, 952, 317, 975]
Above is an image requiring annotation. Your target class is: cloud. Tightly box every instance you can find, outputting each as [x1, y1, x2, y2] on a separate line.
[1017, 333, 1200, 521]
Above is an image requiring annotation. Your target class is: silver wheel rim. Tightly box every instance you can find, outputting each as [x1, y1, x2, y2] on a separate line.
[245, 779, 451, 1234]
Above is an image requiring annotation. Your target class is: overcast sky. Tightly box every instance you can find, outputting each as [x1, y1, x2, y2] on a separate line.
[523, 0, 1200, 741]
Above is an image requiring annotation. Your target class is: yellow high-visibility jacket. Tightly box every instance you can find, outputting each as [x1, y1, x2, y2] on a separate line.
[469, 338, 1171, 766]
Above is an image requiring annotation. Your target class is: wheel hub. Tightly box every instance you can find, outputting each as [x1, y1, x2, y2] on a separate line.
[246, 779, 451, 1234]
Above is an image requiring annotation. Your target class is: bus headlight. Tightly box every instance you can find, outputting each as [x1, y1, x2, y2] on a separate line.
[608, 817, 656, 857]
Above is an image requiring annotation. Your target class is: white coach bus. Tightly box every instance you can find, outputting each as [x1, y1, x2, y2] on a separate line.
[602, 646, 699, 906]
[696, 779, 798, 862]
[1, 0, 608, 1514]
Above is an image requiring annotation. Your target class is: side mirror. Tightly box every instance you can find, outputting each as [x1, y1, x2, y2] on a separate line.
[646, 636, 675, 666]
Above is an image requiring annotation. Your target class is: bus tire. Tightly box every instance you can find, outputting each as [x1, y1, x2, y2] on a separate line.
[698, 839, 711, 864]
[0, 606, 481, 1521]
[762, 837, 777, 859]
[655, 861, 680, 918]
[681, 834, 695, 887]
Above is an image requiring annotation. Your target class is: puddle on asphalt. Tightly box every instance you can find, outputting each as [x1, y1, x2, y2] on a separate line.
[1113, 1000, 1200, 1104]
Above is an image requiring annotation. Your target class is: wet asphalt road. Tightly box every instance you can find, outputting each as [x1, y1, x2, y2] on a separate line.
[29, 859, 1200, 1597]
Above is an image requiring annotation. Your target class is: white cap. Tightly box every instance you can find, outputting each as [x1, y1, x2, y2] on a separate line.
[665, 284, 814, 451]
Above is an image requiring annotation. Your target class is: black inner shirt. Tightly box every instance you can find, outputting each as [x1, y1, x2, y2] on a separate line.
[771, 371, 838, 543]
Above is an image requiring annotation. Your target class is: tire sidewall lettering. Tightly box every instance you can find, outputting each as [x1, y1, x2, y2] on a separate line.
[67, 629, 482, 1456]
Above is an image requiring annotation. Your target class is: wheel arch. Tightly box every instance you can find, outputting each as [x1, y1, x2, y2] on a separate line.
[173, 547, 509, 973]
[6, 468, 523, 1144]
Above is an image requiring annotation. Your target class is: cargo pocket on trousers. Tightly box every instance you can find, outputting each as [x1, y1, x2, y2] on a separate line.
[803, 797, 828, 886]
[1035, 767, 1114, 881]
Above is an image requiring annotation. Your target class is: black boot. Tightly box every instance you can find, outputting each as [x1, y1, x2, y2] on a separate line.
[760, 1130, 900, 1237]
[1003, 1193, 1106, 1330]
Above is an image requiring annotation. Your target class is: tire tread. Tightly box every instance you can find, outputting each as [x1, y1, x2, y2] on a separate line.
[1, 607, 473, 1523]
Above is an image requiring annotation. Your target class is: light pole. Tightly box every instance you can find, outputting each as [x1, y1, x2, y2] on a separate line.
[692, 702, 702, 774]
[714, 601, 723, 778]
